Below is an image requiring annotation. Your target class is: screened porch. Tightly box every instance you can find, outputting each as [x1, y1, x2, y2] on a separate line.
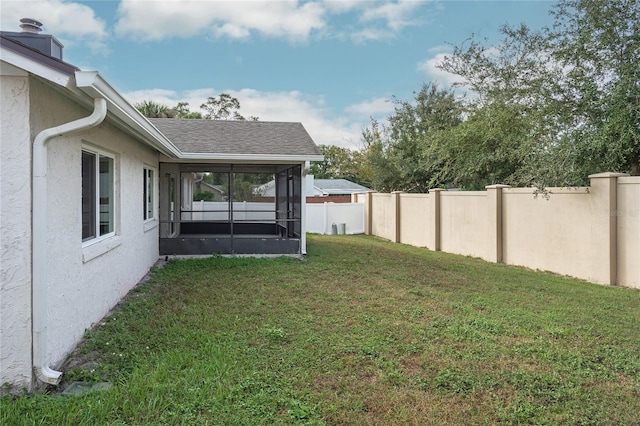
[158, 163, 303, 255]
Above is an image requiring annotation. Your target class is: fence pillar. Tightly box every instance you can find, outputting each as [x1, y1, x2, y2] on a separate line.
[486, 184, 510, 263]
[392, 191, 403, 243]
[589, 172, 629, 285]
[365, 191, 374, 236]
[429, 189, 446, 251]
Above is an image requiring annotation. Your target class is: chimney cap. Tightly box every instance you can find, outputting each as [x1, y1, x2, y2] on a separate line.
[20, 18, 43, 33]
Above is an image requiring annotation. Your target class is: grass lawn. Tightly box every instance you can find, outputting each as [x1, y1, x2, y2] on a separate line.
[2, 234, 640, 425]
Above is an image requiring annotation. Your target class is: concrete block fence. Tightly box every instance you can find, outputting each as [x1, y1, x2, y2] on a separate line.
[353, 173, 640, 289]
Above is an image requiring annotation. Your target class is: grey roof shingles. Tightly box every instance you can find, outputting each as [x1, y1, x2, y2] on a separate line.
[314, 179, 371, 193]
[149, 119, 321, 157]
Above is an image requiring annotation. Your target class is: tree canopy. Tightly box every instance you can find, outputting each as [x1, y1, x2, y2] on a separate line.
[355, 0, 639, 191]
[135, 93, 258, 121]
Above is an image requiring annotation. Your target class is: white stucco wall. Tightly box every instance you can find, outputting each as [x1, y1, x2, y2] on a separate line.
[0, 71, 33, 389]
[28, 78, 161, 373]
[1, 73, 162, 390]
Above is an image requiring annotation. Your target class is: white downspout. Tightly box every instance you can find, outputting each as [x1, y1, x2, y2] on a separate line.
[32, 97, 107, 385]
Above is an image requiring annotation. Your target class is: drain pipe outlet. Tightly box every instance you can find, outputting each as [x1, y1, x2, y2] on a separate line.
[33, 97, 107, 385]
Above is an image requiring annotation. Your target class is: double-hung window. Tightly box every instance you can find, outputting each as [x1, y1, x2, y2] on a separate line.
[143, 167, 155, 221]
[82, 148, 115, 242]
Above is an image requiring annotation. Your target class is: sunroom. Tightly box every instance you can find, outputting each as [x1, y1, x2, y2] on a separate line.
[150, 119, 323, 256]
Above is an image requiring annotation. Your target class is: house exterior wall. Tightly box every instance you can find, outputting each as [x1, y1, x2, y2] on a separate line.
[29, 78, 161, 374]
[307, 195, 352, 203]
[0, 72, 33, 389]
[1, 75, 161, 390]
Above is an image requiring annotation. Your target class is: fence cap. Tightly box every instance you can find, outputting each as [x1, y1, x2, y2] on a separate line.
[588, 172, 630, 179]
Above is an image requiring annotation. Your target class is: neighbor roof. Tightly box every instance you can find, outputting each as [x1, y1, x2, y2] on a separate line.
[258, 177, 370, 197]
[149, 119, 322, 158]
[314, 179, 371, 195]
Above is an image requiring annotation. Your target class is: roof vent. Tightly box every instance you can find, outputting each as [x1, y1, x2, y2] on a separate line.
[20, 18, 43, 34]
[1, 18, 64, 60]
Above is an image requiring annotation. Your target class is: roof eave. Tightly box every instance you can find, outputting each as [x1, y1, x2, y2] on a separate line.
[0, 43, 73, 87]
[177, 153, 324, 163]
[74, 71, 181, 158]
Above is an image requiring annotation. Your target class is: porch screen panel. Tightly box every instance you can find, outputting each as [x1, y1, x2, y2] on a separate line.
[275, 170, 288, 233]
[291, 165, 302, 237]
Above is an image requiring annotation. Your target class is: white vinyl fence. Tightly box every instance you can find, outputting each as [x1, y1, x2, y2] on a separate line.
[306, 202, 365, 235]
[187, 201, 275, 221]
[188, 201, 365, 235]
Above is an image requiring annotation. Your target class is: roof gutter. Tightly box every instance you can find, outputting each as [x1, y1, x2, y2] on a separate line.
[32, 97, 107, 385]
[75, 71, 181, 158]
[177, 152, 325, 162]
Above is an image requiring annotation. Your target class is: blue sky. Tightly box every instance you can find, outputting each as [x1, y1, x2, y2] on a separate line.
[1, 1, 556, 148]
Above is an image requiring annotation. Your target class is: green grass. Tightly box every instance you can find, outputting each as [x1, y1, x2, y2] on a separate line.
[2, 235, 640, 425]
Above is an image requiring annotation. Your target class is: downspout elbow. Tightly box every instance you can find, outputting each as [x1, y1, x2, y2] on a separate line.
[32, 97, 107, 386]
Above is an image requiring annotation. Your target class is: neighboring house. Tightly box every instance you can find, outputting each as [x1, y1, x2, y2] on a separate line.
[0, 24, 322, 391]
[195, 180, 225, 201]
[258, 176, 371, 203]
[308, 178, 371, 203]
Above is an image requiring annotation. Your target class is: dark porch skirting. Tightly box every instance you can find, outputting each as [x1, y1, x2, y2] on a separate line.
[159, 222, 300, 255]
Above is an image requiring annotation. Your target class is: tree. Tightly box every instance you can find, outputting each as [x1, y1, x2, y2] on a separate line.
[135, 100, 177, 118]
[386, 83, 463, 191]
[308, 145, 366, 184]
[358, 119, 400, 192]
[549, 0, 640, 177]
[437, 0, 640, 186]
[136, 94, 258, 121]
[173, 102, 203, 119]
[201, 93, 258, 121]
[357, 84, 464, 192]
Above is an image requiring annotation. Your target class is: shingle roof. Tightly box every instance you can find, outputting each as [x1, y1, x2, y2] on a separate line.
[314, 179, 371, 194]
[258, 178, 370, 197]
[148, 119, 321, 157]
[0, 34, 78, 76]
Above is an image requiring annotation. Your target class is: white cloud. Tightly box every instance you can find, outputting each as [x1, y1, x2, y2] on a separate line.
[121, 89, 183, 106]
[114, 0, 428, 43]
[321, 0, 361, 14]
[417, 52, 464, 88]
[121, 87, 365, 149]
[229, 89, 363, 149]
[0, 0, 108, 53]
[359, 0, 420, 32]
[115, 0, 327, 42]
[350, 27, 395, 43]
[344, 97, 394, 118]
[335, 0, 426, 42]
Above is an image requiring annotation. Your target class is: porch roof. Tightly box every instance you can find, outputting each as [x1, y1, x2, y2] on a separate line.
[149, 119, 322, 161]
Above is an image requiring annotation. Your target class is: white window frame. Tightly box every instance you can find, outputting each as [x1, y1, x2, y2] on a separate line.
[82, 146, 117, 245]
[143, 165, 156, 221]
